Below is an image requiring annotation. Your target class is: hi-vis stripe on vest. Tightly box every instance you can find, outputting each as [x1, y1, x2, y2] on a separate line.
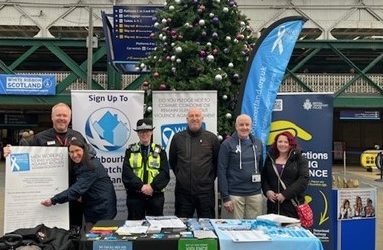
[129, 143, 162, 186]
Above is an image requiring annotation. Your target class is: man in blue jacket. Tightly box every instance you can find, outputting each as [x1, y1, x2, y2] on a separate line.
[218, 114, 263, 219]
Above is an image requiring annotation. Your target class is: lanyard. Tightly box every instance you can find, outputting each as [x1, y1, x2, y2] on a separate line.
[55, 134, 68, 146]
[238, 138, 258, 174]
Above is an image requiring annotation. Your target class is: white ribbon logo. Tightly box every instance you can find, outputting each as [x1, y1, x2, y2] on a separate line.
[162, 127, 175, 148]
[235, 145, 241, 153]
[271, 26, 286, 54]
[10, 156, 20, 171]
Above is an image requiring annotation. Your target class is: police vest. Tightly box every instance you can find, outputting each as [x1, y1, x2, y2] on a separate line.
[128, 143, 162, 186]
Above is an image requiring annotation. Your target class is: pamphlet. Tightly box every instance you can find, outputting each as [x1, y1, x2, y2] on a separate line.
[193, 230, 217, 239]
[256, 214, 300, 227]
[224, 230, 271, 242]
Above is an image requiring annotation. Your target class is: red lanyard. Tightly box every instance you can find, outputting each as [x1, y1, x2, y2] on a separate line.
[55, 134, 68, 146]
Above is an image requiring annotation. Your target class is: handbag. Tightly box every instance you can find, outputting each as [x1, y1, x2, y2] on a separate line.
[272, 163, 313, 228]
[292, 200, 313, 228]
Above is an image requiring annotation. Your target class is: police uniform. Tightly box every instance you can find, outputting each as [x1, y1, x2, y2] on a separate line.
[122, 119, 170, 220]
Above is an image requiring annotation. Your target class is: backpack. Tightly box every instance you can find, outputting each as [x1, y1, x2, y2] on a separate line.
[0, 224, 79, 250]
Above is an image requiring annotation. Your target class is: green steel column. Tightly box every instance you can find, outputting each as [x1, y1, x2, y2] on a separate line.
[107, 64, 122, 90]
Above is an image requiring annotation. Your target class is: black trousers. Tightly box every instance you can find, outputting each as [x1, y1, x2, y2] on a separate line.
[126, 193, 165, 220]
[69, 200, 84, 228]
[175, 191, 215, 218]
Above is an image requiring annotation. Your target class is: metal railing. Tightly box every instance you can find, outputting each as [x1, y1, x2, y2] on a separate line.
[282, 73, 383, 95]
[24, 72, 383, 94]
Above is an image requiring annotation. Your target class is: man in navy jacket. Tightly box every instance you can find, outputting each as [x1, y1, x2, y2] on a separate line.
[218, 114, 263, 219]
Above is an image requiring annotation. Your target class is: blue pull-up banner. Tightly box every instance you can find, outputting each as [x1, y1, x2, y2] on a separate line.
[271, 93, 334, 250]
[237, 16, 306, 153]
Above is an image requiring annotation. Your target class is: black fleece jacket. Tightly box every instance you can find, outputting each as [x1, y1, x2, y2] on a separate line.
[169, 128, 220, 194]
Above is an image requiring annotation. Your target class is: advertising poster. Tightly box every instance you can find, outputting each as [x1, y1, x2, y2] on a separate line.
[71, 90, 144, 219]
[271, 93, 333, 249]
[4, 146, 69, 233]
[337, 188, 376, 220]
[152, 90, 217, 215]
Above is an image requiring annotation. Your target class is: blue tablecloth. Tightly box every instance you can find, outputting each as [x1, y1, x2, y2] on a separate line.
[211, 219, 323, 250]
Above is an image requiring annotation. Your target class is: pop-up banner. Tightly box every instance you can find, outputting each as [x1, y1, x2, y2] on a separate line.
[152, 90, 217, 215]
[71, 90, 144, 219]
[270, 93, 333, 250]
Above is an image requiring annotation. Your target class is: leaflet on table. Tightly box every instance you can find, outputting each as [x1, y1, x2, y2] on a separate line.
[146, 216, 187, 230]
[193, 230, 217, 239]
[124, 220, 146, 227]
[115, 220, 148, 235]
[187, 218, 214, 231]
[210, 219, 254, 231]
[116, 225, 149, 235]
[256, 214, 301, 227]
[224, 230, 271, 242]
[266, 226, 315, 239]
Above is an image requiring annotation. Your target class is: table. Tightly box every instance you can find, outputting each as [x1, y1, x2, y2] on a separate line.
[80, 220, 216, 250]
[80, 219, 323, 250]
[211, 219, 323, 250]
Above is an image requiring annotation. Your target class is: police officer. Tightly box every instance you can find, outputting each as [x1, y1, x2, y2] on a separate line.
[122, 118, 170, 220]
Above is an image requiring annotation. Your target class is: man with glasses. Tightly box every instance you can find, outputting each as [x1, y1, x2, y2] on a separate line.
[122, 118, 170, 220]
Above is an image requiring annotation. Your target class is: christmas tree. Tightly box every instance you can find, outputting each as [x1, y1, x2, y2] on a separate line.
[139, 0, 255, 138]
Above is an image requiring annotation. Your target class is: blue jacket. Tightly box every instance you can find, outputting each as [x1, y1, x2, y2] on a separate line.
[218, 132, 263, 202]
[51, 157, 117, 224]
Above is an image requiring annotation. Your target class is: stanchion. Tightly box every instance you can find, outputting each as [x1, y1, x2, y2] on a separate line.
[343, 150, 347, 178]
[374, 152, 383, 182]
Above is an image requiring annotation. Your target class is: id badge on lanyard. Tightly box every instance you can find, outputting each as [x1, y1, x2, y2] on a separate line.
[252, 174, 261, 183]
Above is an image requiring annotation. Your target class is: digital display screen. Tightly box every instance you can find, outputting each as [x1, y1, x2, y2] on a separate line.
[339, 110, 381, 120]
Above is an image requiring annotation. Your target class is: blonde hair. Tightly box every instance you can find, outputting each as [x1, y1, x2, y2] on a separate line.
[51, 103, 71, 119]
[52, 103, 71, 113]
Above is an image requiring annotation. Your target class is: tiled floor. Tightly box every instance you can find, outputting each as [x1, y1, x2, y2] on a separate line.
[0, 161, 381, 249]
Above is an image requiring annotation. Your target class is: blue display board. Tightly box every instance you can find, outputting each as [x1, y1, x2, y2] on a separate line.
[112, 5, 158, 61]
[102, 6, 160, 73]
[0, 74, 56, 95]
[271, 93, 334, 250]
[332, 190, 376, 250]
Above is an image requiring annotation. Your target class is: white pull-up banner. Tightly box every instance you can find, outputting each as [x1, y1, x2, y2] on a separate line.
[71, 90, 145, 219]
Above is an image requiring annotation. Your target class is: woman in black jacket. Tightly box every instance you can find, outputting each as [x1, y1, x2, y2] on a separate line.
[261, 131, 309, 218]
[41, 139, 117, 231]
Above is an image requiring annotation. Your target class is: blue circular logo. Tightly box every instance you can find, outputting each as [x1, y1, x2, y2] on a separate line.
[85, 107, 131, 152]
[43, 78, 53, 88]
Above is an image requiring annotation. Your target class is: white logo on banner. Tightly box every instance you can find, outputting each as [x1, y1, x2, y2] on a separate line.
[303, 99, 313, 110]
[85, 107, 131, 152]
[272, 26, 286, 54]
